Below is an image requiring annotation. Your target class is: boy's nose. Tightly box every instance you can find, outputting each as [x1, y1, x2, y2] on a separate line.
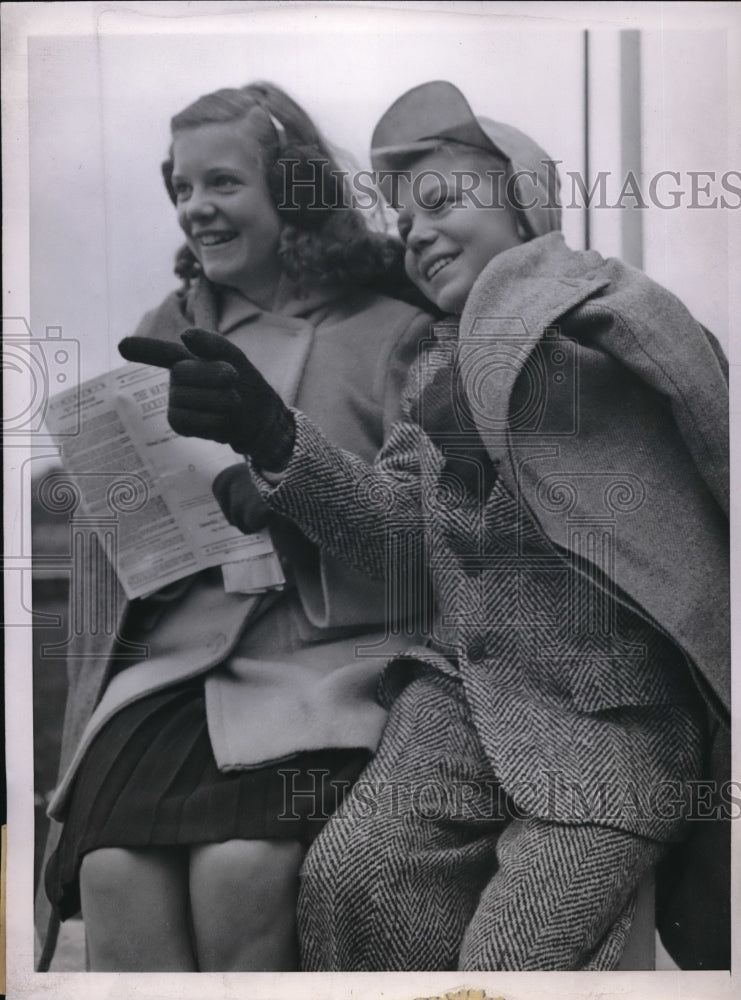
[406, 218, 437, 252]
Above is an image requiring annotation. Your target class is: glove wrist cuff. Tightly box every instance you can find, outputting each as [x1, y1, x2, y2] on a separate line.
[236, 407, 296, 473]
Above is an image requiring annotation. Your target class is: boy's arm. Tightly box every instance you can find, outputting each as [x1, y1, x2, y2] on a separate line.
[118, 327, 426, 581]
[251, 410, 424, 582]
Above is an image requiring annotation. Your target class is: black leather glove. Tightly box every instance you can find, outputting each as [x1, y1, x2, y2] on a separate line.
[212, 462, 271, 535]
[118, 329, 295, 471]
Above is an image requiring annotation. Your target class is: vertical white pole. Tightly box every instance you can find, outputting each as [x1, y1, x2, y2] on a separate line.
[620, 30, 644, 269]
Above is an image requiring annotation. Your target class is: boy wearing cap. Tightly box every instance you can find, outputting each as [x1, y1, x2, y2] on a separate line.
[121, 82, 729, 971]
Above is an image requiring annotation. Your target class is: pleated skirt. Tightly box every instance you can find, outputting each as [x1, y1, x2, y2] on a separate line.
[45, 680, 371, 921]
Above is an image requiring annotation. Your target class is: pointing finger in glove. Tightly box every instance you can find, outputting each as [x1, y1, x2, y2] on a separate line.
[119, 327, 295, 470]
[180, 327, 258, 373]
[118, 336, 194, 369]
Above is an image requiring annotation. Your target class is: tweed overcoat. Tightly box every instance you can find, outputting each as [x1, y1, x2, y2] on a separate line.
[256, 233, 730, 964]
[35, 276, 433, 969]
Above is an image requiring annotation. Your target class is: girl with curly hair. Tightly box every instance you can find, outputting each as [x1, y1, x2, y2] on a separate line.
[37, 81, 434, 972]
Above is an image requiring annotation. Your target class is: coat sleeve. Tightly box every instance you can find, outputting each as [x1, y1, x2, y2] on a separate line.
[584, 290, 729, 517]
[267, 301, 434, 630]
[254, 409, 427, 583]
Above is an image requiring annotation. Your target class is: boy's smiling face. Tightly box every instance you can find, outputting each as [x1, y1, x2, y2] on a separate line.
[395, 148, 525, 314]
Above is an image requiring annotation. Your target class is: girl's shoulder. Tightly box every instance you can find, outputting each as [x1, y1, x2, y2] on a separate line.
[329, 277, 438, 323]
[131, 288, 189, 341]
[323, 287, 436, 355]
[131, 280, 219, 341]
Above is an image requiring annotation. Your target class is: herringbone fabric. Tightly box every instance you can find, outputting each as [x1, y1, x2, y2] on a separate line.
[263, 410, 704, 841]
[297, 673, 503, 971]
[256, 239, 727, 970]
[262, 361, 704, 970]
[298, 673, 664, 970]
[457, 820, 657, 970]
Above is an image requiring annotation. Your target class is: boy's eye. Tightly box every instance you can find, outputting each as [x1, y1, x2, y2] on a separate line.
[416, 178, 453, 212]
[431, 193, 462, 213]
[172, 181, 192, 200]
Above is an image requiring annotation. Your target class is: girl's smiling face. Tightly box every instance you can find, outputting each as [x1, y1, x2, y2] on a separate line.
[395, 148, 525, 315]
[171, 121, 283, 308]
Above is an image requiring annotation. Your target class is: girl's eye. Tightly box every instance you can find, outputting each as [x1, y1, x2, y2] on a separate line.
[211, 174, 240, 191]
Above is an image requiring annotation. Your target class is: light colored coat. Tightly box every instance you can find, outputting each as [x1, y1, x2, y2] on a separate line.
[36, 276, 433, 968]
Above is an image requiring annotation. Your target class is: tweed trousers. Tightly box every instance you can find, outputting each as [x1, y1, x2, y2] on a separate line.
[298, 670, 667, 971]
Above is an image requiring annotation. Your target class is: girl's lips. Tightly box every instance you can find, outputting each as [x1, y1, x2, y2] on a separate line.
[195, 231, 237, 247]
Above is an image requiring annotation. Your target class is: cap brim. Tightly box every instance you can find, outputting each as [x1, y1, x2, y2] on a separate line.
[371, 81, 507, 170]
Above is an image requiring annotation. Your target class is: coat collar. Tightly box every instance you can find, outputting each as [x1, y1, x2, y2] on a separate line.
[182, 276, 347, 406]
[460, 232, 610, 344]
[144, 276, 341, 404]
[458, 233, 728, 520]
[457, 233, 611, 448]
[199, 275, 346, 334]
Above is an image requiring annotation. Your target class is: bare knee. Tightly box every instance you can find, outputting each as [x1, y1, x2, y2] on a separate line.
[190, 839, 304, 971]
[193, 838, 302, 894]
[80, 847, 140, 902]
[80, 847, 194, 971]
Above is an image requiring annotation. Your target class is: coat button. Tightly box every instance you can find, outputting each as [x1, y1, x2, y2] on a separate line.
[467, 639, 487, 663]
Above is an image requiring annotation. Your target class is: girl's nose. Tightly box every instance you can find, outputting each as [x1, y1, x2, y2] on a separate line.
[183, 187, 217, 223]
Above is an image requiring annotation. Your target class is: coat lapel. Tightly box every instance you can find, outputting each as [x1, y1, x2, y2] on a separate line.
[223, 312, 314, 407]
[208, 277, 350, 408]
[457, 233, 610, 466]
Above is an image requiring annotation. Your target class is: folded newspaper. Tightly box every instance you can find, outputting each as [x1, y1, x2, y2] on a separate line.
[44, 362, 285, 599]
